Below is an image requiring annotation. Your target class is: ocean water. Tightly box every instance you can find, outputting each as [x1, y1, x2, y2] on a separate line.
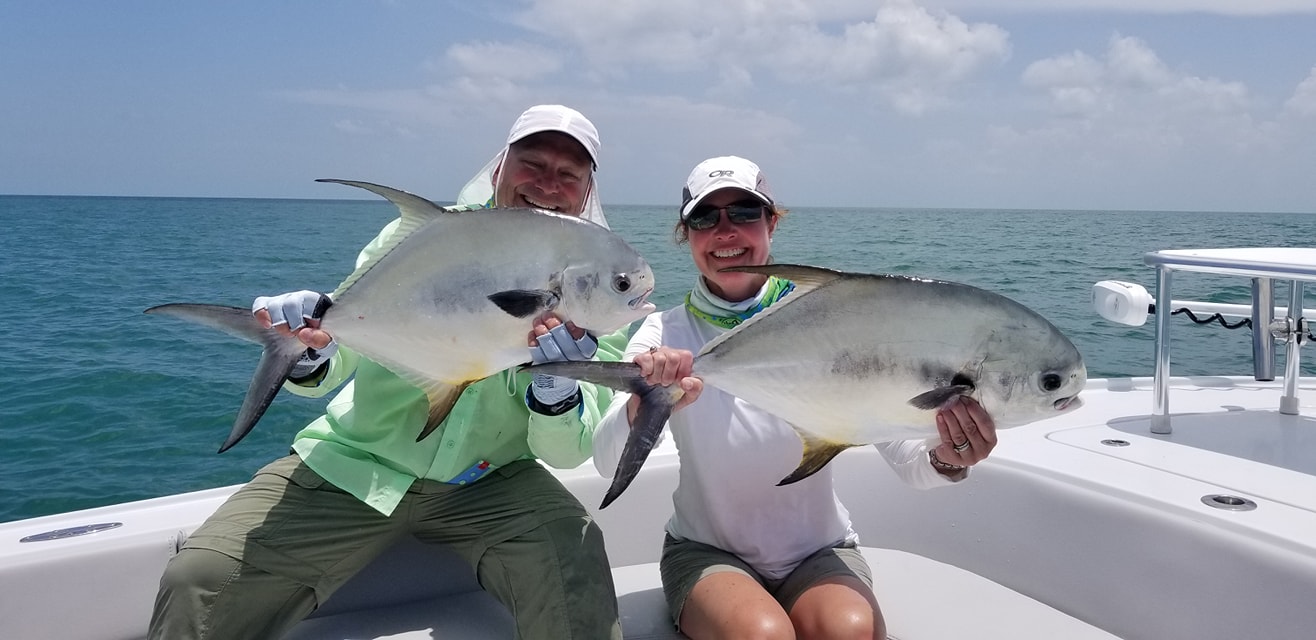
[1, 195, 1313, 524]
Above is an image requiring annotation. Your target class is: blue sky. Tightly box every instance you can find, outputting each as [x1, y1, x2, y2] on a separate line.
[3, 1, 1314, 212]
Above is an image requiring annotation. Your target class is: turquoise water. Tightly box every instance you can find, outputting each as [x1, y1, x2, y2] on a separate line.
[1, 195, 1313, 524]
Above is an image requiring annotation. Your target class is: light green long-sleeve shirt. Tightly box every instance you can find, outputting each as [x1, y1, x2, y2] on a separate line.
[285, 213, 630, 516]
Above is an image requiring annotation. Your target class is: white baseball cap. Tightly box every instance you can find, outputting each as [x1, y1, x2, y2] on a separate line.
[680, 156, 774, 220]
[506, 104, 601, 168]
[456, 104, 609, 227]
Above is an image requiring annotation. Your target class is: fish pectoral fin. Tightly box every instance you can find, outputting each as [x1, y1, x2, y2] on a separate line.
[488, 289, 561, 319]
[907, 384, 975, 411]
[415, 381, 470, 442]
[779, 431, 859, 486]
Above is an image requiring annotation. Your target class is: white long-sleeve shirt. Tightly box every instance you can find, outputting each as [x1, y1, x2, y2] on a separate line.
[593, 305, 963, 580]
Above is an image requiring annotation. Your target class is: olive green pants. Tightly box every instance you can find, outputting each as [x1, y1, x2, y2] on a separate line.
[148, 455, 620, 640]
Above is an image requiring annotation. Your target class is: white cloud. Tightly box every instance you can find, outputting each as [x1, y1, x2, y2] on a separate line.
[442, 42, 562, 81]
[262, 4, 1311, 211]
[772, 3, 1011, 113]
[972, 32, 1306, 211]
[511, 0, 1009, 114]
[922, 0, 1316, 16]
[1286, 66, 1316, 116]
[1022, 35, 1250, 120]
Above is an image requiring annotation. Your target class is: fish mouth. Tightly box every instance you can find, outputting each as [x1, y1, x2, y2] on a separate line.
[629, 287, 655, 310]
[1054, 396, 1082, 411]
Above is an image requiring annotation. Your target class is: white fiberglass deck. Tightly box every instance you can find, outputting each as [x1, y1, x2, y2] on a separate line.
[3, 375, 1315, 640]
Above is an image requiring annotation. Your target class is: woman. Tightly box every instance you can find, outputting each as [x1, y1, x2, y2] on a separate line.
[592, 156, 998, 639]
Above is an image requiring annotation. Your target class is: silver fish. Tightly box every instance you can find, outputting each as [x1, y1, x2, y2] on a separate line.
[147, 179, 656, 452]
[529, 264, 1085, 508]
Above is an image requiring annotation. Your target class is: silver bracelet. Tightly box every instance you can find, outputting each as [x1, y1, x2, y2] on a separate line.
[928, 450, 966, 472]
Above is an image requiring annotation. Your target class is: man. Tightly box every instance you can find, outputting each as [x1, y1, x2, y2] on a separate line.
[148, 105, 624, 639]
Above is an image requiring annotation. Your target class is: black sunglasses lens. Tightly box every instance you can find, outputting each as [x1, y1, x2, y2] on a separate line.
[685, 201, 765, 230]
[685, 207, 720, 230]
[725, 205, 765, 223]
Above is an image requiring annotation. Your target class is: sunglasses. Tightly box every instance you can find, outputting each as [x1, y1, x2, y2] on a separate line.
[684, 200, 767, 231]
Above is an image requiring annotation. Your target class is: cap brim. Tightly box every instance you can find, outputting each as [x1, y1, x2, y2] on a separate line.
[507, 126, 599, 168]
[680, 184, 773, 219]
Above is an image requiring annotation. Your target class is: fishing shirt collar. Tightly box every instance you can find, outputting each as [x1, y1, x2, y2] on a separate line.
[685, 275, 795, 330]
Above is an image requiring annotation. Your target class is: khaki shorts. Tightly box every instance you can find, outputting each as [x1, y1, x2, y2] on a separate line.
[659, 533, 873, 628]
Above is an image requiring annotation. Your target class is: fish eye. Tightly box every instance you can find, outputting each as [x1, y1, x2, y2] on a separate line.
[1040, 373, 1063, 392]
[612, 274, 632, 293]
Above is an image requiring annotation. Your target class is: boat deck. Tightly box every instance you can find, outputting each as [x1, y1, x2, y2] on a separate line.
[852, 375, 1316, 640]
[1009, 376, 1316, 545]
[3, 376, 1315, 640]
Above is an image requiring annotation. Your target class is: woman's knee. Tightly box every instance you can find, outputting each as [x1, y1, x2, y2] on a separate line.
[735, 610, 796, 640]
[680, 574, 795, 640]
[685, 603, 794, 640]
[791, 600, 884, 640]
[787, 577, 885, 640]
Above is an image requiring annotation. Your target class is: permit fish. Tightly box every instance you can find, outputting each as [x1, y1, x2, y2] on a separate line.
[147, 179, 655, 452]
[528, 264, 1086, 508]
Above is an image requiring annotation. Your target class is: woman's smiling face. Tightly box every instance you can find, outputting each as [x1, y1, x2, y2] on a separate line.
[686, 187, 777, 302]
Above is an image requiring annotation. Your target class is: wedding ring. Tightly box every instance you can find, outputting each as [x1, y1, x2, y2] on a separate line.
[953, 440, 971, 453]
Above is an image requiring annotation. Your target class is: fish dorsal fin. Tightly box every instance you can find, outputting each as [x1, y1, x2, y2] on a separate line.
[697, 264, 847, 357]
[722, 264, 846, 294]
[316, 179, 464, 299]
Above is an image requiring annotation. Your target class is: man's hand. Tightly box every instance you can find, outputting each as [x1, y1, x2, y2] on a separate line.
[252, 290, 336, 378]
[526, 315, 597, 411]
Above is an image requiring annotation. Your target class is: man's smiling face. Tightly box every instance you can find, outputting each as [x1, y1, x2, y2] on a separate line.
[493, 131, 594, 216]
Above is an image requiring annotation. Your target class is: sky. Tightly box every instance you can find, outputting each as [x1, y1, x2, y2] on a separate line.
[2, 1, 1314, 212]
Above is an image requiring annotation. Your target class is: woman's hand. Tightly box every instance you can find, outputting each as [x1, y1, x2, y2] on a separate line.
[625, 346, 703, 424]
[930, 396, 998, 475]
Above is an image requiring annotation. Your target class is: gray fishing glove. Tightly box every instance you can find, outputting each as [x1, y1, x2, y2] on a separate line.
[528, 323, 598, 410]
[252, 290, 337, 378]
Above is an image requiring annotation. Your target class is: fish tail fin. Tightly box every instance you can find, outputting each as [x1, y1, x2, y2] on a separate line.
[602, 376, 681, 509]
[145, 303, 307, 452]
[522, 361, 678, 508]
[778, 430, 858, 486]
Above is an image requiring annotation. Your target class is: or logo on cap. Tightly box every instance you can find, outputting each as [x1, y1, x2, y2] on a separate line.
[708, 170, 734, 178]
